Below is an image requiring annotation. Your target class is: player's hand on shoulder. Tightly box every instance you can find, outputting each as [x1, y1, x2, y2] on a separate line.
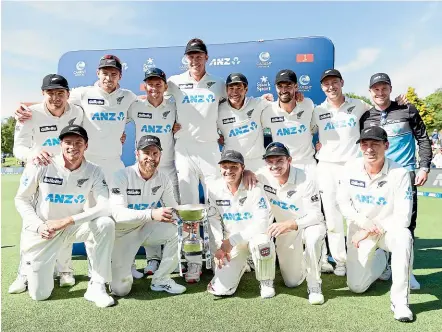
[32, 150, 53, 166]
[261, 93, 274, 102]
[218, 135, 225, 146]
[315, 142, 322, 152]
[172, 122, 182, 134]
[15, 104, 33, 123]
[243, 169, 258, 189]
[152, 207, 174, 222]
[120, 131, 127, 145]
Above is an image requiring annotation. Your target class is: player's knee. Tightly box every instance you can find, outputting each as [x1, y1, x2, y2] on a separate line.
[283, 276, 304, 288]
[304, 225, 326, 248]
[348, 281, 369, 294]
[29, 287, 52, 301]
[111, 279, 133, 297]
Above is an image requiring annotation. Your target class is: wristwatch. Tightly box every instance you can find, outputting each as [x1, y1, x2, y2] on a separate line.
[420, 167, 430, 173]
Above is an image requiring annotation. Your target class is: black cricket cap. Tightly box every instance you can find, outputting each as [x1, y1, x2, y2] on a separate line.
[144, 67, 167, 83]
[369, 73, 391, 88]
[184, 38, 208, 54]
[356, 126, 388, 144]
[263, 142, 290, 159]
[219, 149, 245, 165]
[41, 74, 69, 91]
[98, 54, 122, 71]
[137, 135, 162, 151]
[320, 69, 342, 82]
[275, 69, 298, 85]
[226, 73, 248, 86]
[59, 125, 88, 142]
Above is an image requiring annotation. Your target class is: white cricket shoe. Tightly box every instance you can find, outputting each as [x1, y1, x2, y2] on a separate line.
[321, 261, 334, 274]
[260, 279, 275, 299]
[308, 285, 325, 305]
[8, 275, 27, 294]
[334, 263, 346, 277]
[391, 304, 413, 322]
[410, 273, 420, 290]
[185, 263, 201, 283]
[131, 263, 144, 279]
[151, 278, 186, 294]
[84, 281, 114, 308]
[379, 265, 392, 281]
[144, 260, 160, 275]
[245, 257, 255, 273]
[59, 272, 75, 287]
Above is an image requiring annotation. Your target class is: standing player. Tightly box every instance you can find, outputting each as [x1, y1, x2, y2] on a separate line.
[9, 74, 84, 294]
[256, 143, 326, 304]
[15, 125, 115, 307]
[337, 126, 414, 322]
[109, 135, 186, 296]
[360, 73, 432, 289]
[206, 150, 275, 298]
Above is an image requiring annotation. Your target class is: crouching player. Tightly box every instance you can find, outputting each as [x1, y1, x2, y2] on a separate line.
[337, 127, 414, 322]
[109, 135, 186, 296]
[256, 142, 326, 304]
[206, 150, 275, 298]
[15, 125, 115, 307]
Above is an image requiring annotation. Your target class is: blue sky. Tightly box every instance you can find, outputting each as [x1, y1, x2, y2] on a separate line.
[1, 0, 441, 118]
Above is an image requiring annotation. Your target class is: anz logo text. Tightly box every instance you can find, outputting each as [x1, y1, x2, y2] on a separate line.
[182, 94, 215, 104]
[228, 122, 258, 137]
[324, 118, 357, 130]
[91, 112, 125, 121]
[276, 125, 307, 136]
[141, 124, 172, 134]
[128, 202, 157, 210]
[45, 194, 86, 204]
[355, 194, 387, 206]
[270, 198, 299, 211]
[222, 212, 253, 222]
[42, 137, 60, 147]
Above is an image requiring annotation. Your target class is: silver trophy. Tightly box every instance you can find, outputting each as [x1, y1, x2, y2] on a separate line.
[174, 204, 212, 276]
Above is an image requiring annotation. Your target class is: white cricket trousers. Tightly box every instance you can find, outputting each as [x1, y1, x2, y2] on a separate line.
[347, 223, 413, 306]
[276, 223, 326, 288]
[317, 160, 346, 265]
[110, 221, 179, 297]
[208, 234, 276, 296]
[175, 139, 221, 205]
[21, 217, 115, 301]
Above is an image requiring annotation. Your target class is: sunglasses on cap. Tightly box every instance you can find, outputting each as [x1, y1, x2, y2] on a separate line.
[266, 142, 289, 150]
[145, 68, 166, 77]
[100, 54, 121, 63]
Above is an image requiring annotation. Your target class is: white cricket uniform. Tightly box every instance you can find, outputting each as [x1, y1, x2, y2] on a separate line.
[13, 102, 84, 278]
[109, 164, 179, 296]
[336, 158, 413, 306]
[217, 97, 268, 172]
[311, 97, 370, 265]
[256, 166, 326, 288]
[13, 102, 84, 162]
[206, 178, 274, 296]
[262, 98, 317, 177]
[69, 84, 137, 182]
[167, 71, 225, 204]
[15, 155, 114, 301]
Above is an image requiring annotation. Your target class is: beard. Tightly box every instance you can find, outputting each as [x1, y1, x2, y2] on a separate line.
[279, 92, 294, 103]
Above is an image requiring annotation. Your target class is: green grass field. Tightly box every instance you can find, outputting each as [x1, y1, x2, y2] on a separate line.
[2, 174, 441, 332]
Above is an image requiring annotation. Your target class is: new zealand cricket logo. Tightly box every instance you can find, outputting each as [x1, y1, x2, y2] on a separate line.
[287, 190, 296, 198]
[296, 111, 304, 119]
[162, 111, 171, 119]
[377, 181, 387, 188]
[116, 96, 125, 105]
[77, 178, 89, 187]
[152, 185, 161, 195]
[247, 109, 254, 119]
[239, 196, 247, 206]
[68, 118, 76, 126]
[346, 106, 355, 114]
[206, 82, 216, 88]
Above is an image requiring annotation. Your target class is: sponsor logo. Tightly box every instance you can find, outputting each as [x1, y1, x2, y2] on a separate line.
[270, 198, 299, 211]
[239, 196, 247, 206]
[151, 185, 161, 195]
[296, 54, 314, 63]
[259, 246, 271, 257]
[298, 75, 312, 92]
[377, 181, 387, 188]
[138, 112, 153, 119]
[76, 178, 89, 187]
[182, 94, 215, 104]
[143, 58, 156, 72]
[355, 194, 387, 206]
[74, 61, 86, 77]
[258, 197, 268, 209]
[216, 200, 231, 206]
[222, 212, 253, 222]
[111, 188, 121, 194]
[128, 202, 157, 210]
[102, 179, 107, 186]
[141, 124, 172, 134]
[257, 52, 272, 68]
[346, 106, 355, 114]
[433, 174, 442, 186]
[22, 176, 29, 187]
[257, 76, 271, 92]
[180, 56, 189, 71]
[127, 189, 142, 195]
[222, 117, 236, 125]
[247, 109, 254, 118]
[45, 193, 86, 204]
[209, 57, 240, 66]
[228, 122, 258, 137]
[88, 99, 105, 105]
[405, 187, 413, 200]
[43, 176, 63, 185]
[179, 83, 194, 90]
[271, 116, 284, 123]
[91, 112, 125, 121]
[324, 118, 357, 130]
[287, 190, 297, 198]
[162, 111, 171, 119]
[311, 194, 319, 202]
[264, 185, 277, 195]
[116, 96, 125, 105]
[350, 179, 366, 188]
[122, 62, 128, 71]
[42, 138, 60, 147]
[276, 125, 307, 136]
[319, 113, 332, 120]
[40, 125, 57, 132]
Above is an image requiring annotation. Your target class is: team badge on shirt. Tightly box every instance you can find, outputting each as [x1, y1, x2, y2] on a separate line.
[296, 111, 304, 119]
[247, 109, 254, 119]
[76, 178, 89, 187]
[287, 190, 296, 198]
[151, 186, 161, 195]
[116, 96, 125, 105]
[239, 196, 247, 206]
[377, 181, 387, 188]
[206, 82, 216, 88]
[162, 111, 171, 119]
[346, 106, 355, 114]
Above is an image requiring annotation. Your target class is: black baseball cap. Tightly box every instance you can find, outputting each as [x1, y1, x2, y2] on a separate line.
[226, 73, 248, 86]
[184, 38, 208, 54]
[263, 142, 290, 159]
[59, 125, 88, 142]
[219, 149, 244, 165]
[144, 67, 167, 83]
[41, 74, 69, 91]
[275, 69, 297, 85]
[98, 54, 122, 71]
[320, 69, 343, 82]
[137, 135, 162, 151]
[369, 73, 391, 88]
[356, 126, 388, 144]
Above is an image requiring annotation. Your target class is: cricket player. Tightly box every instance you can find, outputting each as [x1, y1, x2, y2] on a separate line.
[9, 74, 84, 294]
[109, 135, 186, 296]
[360, 73, 432, 290]
[206, 150, 275, 298]
[337, 126, 414, 322]
[15, 125, 115, 307]
[256, 142, 326, 305]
